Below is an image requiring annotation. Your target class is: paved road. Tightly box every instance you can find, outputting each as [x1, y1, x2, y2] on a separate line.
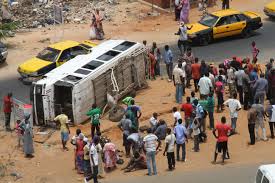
[115, 164, 261, 183]
[0, 19, 275, 104]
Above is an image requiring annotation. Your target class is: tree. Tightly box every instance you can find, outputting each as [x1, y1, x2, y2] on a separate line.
[0, 21, 18, 40]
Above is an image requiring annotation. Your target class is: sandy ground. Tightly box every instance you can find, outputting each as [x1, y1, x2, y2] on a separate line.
[0, 0, 274, 182]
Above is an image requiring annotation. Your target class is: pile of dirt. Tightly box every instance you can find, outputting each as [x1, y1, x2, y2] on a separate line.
[10, 0, 117, 28]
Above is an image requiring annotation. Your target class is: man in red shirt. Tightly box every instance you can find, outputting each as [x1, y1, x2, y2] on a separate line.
[212, 116, 232, 164]
[3, 93, 13, 131]
[191, 58, 201, 92]
[181, 96, 193, 129]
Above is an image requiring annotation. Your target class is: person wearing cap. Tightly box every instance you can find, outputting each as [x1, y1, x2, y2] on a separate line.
[54, 113, 70, 151]
[175, 22, 193, 56]
[3, 92, 13, 131]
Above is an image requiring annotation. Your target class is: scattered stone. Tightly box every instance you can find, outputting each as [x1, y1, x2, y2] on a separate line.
[10, 172, 22, 180]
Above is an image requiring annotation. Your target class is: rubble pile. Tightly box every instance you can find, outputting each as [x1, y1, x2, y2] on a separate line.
[10, 0, 116, 28]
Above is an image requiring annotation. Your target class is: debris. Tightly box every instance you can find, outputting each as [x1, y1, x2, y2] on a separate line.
[10, 172, 22, 180]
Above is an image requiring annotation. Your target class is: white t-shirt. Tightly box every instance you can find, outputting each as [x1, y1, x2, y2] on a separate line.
[175, 62, 187, 78]
[173, 111, 182, 121]
[179, 26, 188, 41]
[173, 67, 184, 84]
[224, 99, 242, 118]
[143, 134, 158, 152]
[90, 144, 99, 166]
[198, 76, 212, 95]
[165, 134, 176, 152]
[192, 118, 201, 136]
[149, 117, 158, 127]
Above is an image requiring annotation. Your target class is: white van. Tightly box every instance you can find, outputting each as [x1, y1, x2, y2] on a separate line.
[256, 164, 275, 183]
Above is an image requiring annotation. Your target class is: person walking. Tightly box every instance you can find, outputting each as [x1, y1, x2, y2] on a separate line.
[143, 128, 161, 176]
[253, 73, 268, 105]
[193, 99, 207, 142]
[252, 101, 268, 141]
[222, 0, 231, 9]
[174, 119, 188, 161]
[117, 114, 132, 157]
[207, 92, 215, 129]
[215, 76, 224, 112]
[180, 0, 190, 23]
[173, 63, 185, 104]
[86, 104, 102, 139]
[181, 96, 193, 129]
[175, 22, 193, 55]
[265, 102, 275, 139]
[54, 113, 70, 151]
[173, 107, 182, 126]
[84, 136, 100, 183]
[23, 114, 34, 158]
[163, 128, 176, 170]
[247, 108, 257, 145]
[227, 65, 236, 98]
[224, 93, 241, 134]
[163, 45, 173, 82]
[151, 42, 161, 76]
[243, 68, 252, 110]
[191, 58, 201, 92]
[251, 41, 260, 60]
[192, 117, 200, 152]
[198, 72, 213, 99]
[235, 67, 245, 105]
[212, 116, 232, 165]
[3, 92, 12, 131]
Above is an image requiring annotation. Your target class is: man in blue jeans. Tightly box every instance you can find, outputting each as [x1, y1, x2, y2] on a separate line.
[173, 63, 185, 104]
[174, 119, 188, 161]
[143, 128, 161, 176]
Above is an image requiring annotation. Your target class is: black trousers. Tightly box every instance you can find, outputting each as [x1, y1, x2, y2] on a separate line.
[248, 123, 255, 145]
[176, 143, 186, 161]
[86, 165, 98, 183]
[167, 152, 175, 170]
[174, 6, 180, 21]
[269, 122, 275, 139]
[91, 124, 100, 138]
[194, 79, 199, 92]
[4, 113, 11, 129]
[244, 91, 250, 110]
[222, 0, 229, 9]
[237, 85, 243, 104]
[178, 40, 189, 55]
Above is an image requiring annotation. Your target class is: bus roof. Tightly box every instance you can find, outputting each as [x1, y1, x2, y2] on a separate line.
[36, 39, 143, 86]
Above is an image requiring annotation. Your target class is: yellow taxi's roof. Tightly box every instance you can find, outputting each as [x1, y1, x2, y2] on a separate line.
[48, 40, 80, 50]
[211, 9, 241, 17]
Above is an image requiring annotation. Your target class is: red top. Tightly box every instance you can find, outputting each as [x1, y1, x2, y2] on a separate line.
[247, 63, 254, 73]
[216, 123, 232, 142]
[76, 139, 85, 156]
[3, 96, 12, 113]
[215, 81, 224, 93]
[181, 103, 193, 118]
[191, 64, 201, 79]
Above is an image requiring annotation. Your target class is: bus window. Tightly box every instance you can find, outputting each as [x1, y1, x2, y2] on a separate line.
[256, 170, 263, 183]
[82, 60, 104, 70]
[96, 50, 120, 61]
[113, 41, 136, 51]
[262, 176, 269, 183]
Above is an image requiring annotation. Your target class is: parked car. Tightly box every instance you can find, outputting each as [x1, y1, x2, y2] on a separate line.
[264, 1, 275, 18]
[0, 42, 8, 64]
[256, 164, 275, 183]
[17, 40, 97, 78]
[187, 9, 263, 45]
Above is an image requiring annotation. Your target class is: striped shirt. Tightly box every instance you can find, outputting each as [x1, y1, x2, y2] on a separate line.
[143, 134, 158, 152]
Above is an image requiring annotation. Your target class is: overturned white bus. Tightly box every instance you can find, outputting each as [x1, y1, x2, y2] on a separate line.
[31, 40, 147, 125]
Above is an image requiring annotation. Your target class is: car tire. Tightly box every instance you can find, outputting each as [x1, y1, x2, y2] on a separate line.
[241, 27, 252, 38]
[201, 34, 212, 46]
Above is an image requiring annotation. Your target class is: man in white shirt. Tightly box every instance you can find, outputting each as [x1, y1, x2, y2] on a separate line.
[149, 112, 158, 132]
[84, 136, 99, 183]
[198, 72, 213, 99]
[163, 128, 176, 170]
[143, 128, 161, 176]
[175, 22, 193, 55]
[172, 107, 182, 126]
[224, 93, 241, 134]
[227, 66, 236, 98]
[173, 63, 185, 104]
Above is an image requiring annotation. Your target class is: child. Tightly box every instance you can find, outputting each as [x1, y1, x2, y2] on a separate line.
[215, 76, 224, 112]
[251, 41, 260, 60]
[15, 120, 24, 148]
[192, 117, 200, 152]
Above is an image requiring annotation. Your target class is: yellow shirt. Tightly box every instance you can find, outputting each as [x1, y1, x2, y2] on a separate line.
[54, 114, 69, 133]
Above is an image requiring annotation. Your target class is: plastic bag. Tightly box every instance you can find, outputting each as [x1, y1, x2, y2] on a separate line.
[89, 26, 97, 40]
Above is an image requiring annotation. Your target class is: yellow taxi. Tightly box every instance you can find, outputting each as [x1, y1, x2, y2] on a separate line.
[187, 9, 262, 45]
[18, 40, 97, 78]
[264, 1, 275, 18]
